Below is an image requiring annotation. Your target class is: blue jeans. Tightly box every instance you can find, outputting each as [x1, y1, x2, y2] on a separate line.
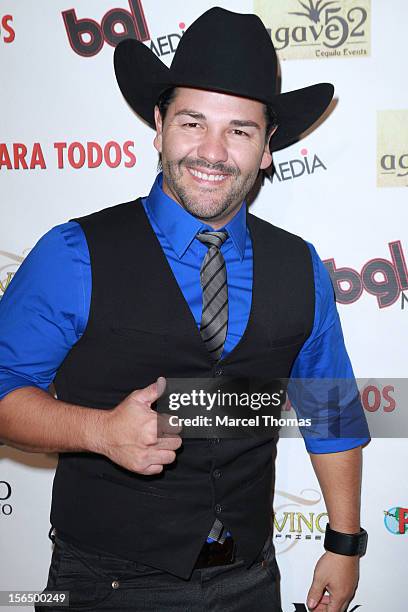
[36, 531, 282, 611]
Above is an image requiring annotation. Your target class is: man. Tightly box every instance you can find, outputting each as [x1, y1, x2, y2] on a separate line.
[0, 7, 370, 612]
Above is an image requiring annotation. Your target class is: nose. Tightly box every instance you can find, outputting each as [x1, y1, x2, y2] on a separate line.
[196, 129, 228, 166]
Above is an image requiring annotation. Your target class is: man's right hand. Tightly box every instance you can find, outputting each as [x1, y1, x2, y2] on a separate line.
[95, 376, 183, 475]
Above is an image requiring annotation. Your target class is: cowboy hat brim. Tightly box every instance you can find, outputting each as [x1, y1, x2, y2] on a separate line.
[114, 38, 334, 152]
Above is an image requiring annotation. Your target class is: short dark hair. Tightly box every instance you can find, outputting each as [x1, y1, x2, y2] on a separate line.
[264, 104, 278, 147]
[156, 87, 178, 123]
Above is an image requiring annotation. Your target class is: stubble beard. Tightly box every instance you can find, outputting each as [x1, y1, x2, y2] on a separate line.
[162, 156, 259, 222]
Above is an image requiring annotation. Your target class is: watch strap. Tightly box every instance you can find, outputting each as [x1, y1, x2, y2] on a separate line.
[324, 523, 368, 557]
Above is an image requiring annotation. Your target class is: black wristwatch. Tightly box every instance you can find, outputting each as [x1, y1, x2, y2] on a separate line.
[324, 523, 368, 557]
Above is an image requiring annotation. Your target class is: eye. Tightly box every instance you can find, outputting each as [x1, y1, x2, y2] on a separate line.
[232, 129, 249, 137]
[183, 122, 201, 128]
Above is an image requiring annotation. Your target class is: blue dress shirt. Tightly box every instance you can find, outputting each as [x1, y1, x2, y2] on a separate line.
[0, 172, 370, 460]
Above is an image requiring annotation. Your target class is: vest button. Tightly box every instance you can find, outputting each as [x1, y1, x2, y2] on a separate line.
[215, 367, 223, 376]
[111, 580, 120, 589]
[215, 503, 222, 514]
[213, 469, 222, 479]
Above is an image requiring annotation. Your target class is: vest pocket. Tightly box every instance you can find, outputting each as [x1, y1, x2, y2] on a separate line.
[110, 325, 169, 340]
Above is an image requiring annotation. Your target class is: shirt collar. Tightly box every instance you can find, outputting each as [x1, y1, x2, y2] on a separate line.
[145, 173, 247, 261]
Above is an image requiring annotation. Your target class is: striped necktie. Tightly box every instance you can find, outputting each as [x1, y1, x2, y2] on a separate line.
[196, 229, 229, 544]
[196, 230, 229, 362]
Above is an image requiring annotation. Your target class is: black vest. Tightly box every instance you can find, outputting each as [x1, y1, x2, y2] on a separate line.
[51, 198, 314, 579]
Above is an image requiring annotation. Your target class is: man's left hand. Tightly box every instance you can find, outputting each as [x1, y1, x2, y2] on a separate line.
[306, 551, 359, 612]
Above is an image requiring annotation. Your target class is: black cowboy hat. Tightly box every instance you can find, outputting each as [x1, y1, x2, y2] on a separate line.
[113, 7, 334, 152]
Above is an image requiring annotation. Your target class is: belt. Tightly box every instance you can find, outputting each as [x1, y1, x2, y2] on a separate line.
[193, 537, 236, 569]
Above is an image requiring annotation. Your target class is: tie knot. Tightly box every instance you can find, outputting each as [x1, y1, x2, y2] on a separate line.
[196, 230, 228, 250]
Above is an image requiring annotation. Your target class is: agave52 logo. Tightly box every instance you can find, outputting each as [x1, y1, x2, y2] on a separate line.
[377, 110, 408, 188]
[254, 0, 370, 60]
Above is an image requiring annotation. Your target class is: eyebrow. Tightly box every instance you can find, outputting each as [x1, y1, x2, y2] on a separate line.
[230, 119, 261, 130]
[174, 109, 261, 130]
[174, 109, 206, 120]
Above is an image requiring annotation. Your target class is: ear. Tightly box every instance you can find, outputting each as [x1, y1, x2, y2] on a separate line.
[259, 125, 277, 170]
[153, 106, 163, 154]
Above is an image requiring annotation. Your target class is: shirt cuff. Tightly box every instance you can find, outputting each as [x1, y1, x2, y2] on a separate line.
[0, 373, 48, 400]
[304, 436, 371, 454]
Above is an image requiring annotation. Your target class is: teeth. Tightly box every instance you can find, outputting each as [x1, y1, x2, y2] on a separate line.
[189, 168, 226, 181]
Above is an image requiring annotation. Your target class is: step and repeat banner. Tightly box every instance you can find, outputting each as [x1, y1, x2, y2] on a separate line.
[1, 1, 407, 611]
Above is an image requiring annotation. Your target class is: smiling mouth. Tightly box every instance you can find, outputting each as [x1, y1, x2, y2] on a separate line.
[187, 167, 228, 183]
